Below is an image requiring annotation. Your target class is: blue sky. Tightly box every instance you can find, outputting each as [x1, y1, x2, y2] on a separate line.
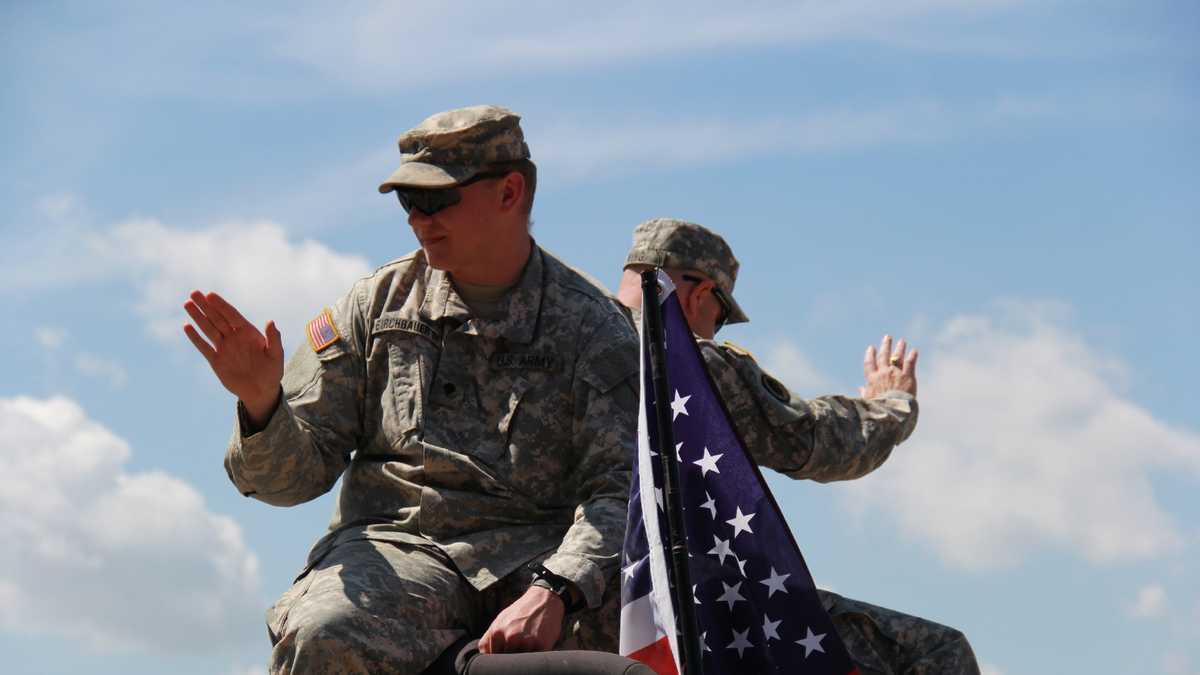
[2, 1, 1197, 673]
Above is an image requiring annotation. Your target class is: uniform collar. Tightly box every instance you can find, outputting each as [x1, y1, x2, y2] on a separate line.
[422, 242, 543, 344]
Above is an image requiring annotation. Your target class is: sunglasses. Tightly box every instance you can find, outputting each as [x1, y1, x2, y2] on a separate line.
[394, 171, 510, 216]
[681, 273, 733, 333]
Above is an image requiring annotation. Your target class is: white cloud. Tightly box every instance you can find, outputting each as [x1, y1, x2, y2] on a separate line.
[276, 0, 1028, 90]
[34, 326, 66, 350]
[1130, 584, 1168, 620]
[74, 353, 129, 389]
[760, 340, 835, 396]
[0, 396, 261, 651]
[93, 219, 372, 350]
[1164, 651, 1196, 675]
[980, 664, 1006, 675]
[524, 94, 1066, 181]
[844, 301, 1200, 570]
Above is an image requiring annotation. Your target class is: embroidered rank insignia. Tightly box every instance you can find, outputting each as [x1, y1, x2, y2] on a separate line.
[306, 308, 341, 352]
[722, 340, 757, 362]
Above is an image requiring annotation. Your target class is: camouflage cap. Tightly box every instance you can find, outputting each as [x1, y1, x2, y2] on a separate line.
[378, 105, 531, 192]
[624, 218, 749, 325]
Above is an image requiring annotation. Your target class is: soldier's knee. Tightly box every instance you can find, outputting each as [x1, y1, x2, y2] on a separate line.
[291, 602, 366, 649]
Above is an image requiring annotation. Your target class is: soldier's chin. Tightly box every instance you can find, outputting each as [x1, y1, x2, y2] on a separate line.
[421, 242, 453, 269]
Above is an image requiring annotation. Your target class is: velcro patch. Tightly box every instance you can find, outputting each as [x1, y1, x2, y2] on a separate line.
[372, 316, 440, 341]
[306, 308, 341, 353]
[491, 352, 559, 372]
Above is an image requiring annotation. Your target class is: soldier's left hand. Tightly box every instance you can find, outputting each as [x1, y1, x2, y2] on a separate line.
[478, 585, 565, 654]
[861, 334, 919, 398]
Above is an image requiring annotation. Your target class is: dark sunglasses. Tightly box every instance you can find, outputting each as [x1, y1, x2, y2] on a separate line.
[681, 273, 732, 333]
[394, 171, 510, 216]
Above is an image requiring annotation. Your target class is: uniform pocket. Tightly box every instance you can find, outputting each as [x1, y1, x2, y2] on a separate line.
[472, 377, 530, 463]
[387, 341, 426, 443]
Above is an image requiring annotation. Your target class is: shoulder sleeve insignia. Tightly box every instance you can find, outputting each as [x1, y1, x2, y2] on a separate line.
[722, 340, 757, 362]
[761, 373, 791, 403]
[306, 308, 341, 353]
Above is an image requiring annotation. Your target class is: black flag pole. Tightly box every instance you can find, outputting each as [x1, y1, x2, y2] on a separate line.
[641, 269, 704, 675]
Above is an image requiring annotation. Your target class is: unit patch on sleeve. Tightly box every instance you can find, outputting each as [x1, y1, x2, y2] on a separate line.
[306, 308, 341, 352]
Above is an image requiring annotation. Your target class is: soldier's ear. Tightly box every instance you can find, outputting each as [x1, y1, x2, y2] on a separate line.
[498, 172, 525, 211]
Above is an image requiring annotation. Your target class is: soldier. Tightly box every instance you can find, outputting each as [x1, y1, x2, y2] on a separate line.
[182, 106, 638, 674]
[615, 218, 981, 675]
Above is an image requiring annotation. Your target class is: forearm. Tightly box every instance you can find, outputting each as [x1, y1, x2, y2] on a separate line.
[540, 494, 627, 609]
[781, 390, 918, 482]
[224, 396, 349, 506]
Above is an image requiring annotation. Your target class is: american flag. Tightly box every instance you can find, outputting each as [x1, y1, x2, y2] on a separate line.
[306, 308, 339, 352]
[619, 272, 858, 675]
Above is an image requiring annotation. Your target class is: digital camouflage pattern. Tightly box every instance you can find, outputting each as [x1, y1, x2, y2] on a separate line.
[820, 590, 982, 675]
[228, 245, 638, 672]
[699, 340, 918, 482]
[377, 105, 531, 191]
[623, 217, 749, 324]
[266, 539, 624, 674]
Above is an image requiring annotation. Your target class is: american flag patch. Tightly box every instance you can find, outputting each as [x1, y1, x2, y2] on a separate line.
[306, 308, 340, 352]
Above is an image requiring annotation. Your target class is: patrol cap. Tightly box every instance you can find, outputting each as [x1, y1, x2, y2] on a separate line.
[378, 105, 531, 192]
[624, 218, 749, 325]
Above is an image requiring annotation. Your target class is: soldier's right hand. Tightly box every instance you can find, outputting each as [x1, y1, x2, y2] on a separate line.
[183, 290, 285, 427]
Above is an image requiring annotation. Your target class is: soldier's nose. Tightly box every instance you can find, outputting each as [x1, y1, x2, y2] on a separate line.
[408, 210, 433, 229]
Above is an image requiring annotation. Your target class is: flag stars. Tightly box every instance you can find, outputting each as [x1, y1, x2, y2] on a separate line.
[700, 631, 711, 653]
[727, 626, 753, 658]
[759, 566, 790, 598]
[622, 557, 642, 583]
[715, 581, 746, 610]
[699, 491, 717, 519]
[725, 506, 756, 539]
[796, 627, 826, 658]
[670, 390, 691, 420]
[762, 615, 782, 642]
[734, 556, 748, 578]
[693, 447, 724, 476]
[675, 441, 684, 462]
[708, 535, 733, 565]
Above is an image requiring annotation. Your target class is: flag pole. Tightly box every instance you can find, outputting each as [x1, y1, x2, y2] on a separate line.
[641, 269, 704, 675]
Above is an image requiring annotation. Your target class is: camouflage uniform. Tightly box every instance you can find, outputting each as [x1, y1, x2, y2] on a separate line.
[228, 107, 638, 674]
[624, 218, 981, 675]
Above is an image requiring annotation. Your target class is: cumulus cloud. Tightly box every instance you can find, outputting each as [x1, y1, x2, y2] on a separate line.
[93, 219, 372, 349]
[844, 301, 1200, 570]
[0, 396, 261, 651]
[1130, 584, 1168, 619]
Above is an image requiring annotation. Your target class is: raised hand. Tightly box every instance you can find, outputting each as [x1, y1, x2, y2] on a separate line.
[861, 334, 918, 398]
[183, 290, 285, 426]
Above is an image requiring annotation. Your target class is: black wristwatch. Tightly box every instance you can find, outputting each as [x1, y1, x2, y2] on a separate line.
[530, 563, 581, 612]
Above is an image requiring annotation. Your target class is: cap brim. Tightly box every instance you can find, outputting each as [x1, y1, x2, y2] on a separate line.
[377, 162, 479, 193]
[724, 296, 749, 325]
